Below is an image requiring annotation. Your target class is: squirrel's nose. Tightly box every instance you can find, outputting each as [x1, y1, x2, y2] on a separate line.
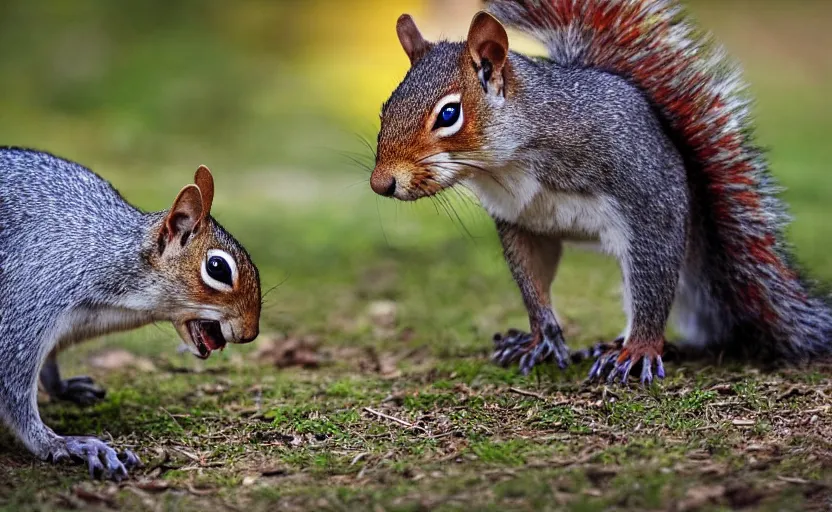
[238, 324, 259, 344]
[370, 173, 396, 197]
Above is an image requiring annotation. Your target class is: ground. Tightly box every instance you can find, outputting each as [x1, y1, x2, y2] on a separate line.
[1, 181, 831, 511]
[1, 339, 831, 511]
[1, 1, 832, 511]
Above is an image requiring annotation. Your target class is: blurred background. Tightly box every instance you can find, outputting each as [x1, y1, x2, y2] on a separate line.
[0, 0, 830, 358]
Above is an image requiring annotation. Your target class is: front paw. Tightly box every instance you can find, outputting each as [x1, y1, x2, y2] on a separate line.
[50, 436, 141, 481]
[491, 323, 570, 375]
[53, 376, 106, 406]
[587, 337, 665, 385]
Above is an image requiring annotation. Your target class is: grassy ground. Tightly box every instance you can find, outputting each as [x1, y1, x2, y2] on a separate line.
[3, 158, 832, 511]
[2, 2, 832, 511]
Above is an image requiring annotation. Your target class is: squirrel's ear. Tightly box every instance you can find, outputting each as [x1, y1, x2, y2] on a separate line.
[161, 184, 204, 246]
[397, 14, 431, 65]
[194, 165, 214, 217]
[467, 11, 509, 96]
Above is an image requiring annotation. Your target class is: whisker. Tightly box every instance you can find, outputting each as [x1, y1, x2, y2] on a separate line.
[344, 178, 371, 191]
[151, 321, 168, 334]
[431, 190, 456, 225]
[424, 178, 476, 242]
[448, 186, 482, 218]
[427, 194, 443, 216]
[356, 132, 378, 161]
[439, 191, 476, 241]
[333, 151, 374, 174]
[262, 274, 291, 301]
[376, 195, 390, 247]
[331, 147, 373, 160]
[415, 151, 451, 165]
[432, 160, 514, 198]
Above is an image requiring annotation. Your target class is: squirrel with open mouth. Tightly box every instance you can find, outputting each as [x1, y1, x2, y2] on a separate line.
[0, 148, 261, 479]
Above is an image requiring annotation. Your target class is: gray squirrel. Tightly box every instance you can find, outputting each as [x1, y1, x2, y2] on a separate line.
[0, 148, 261, 479]
[370, 0, 832, 383]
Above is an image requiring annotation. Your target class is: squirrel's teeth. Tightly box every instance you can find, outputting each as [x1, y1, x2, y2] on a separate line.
[200, 320, 226, 350]
[186, 320, 213, 359]
[186, 342, 203, 358]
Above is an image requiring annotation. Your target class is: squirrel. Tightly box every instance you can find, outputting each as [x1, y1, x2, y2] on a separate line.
[0, 148, 261, 480]
[370, 0, 832, 384]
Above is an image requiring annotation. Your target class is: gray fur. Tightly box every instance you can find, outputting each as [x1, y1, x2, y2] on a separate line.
[376, 0, 832, 382]
[485, 0, 832, 360]
[0, 148, 252, 476]
[383, 41, 689, 366]
[489, 53, 689, 352]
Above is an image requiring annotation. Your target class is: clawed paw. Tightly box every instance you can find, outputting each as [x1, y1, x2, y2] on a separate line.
[587, 338, 665, 385]
[491, 323, 570, 375]
[56, 376, 106, 406]
[53, 436, 141, 481]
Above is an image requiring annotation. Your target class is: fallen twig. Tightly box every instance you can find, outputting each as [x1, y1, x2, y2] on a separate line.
[363, 407, 426, 433]
[428, 431, 457, 440]
[186, 483, 215, 496]
[350, 452, 369, 466]
[777, 476, 815, 485]
[160, 407, 185, 431]
[509, 387, 547, 400]
[172, 447, 201, 463]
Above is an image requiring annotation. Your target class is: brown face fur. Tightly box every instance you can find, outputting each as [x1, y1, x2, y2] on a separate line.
[150, 166, 261, 347]
[371, 12, 511, 201]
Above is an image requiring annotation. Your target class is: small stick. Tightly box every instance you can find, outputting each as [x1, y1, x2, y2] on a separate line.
[350, 452, 369, 466]
[363, 407, 426, 432]
[509, 387, 547, 400]
[428, 431, 456, 440]
[160, 407, 184, 431]
[777, 476, 813, 485]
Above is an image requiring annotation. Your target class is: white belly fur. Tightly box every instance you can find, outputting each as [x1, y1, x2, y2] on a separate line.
[463, 172, 630, 259]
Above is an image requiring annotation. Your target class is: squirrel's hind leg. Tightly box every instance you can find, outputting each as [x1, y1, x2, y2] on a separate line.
[1, 331, 139, 480]
[587, 202, 687, 385]
[40, 350, 106, 406]
[490, 222, 570, 374]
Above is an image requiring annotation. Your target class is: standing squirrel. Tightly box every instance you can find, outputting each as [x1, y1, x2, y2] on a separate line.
[0, 148, 261, 479]
[370, 0, 832, 383]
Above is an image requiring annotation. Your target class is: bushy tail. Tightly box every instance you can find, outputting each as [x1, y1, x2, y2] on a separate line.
[486, 0, 832, 360]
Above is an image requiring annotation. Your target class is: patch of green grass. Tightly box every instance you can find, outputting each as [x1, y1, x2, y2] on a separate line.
[470, 439, 534, 466]
[403, 392, 460, 411]
[732, 380, 771, 412]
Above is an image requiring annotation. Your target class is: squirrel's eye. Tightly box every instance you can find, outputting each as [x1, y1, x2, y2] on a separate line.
[433, 103, 461, 130]
[207, 256, 232, 286]
[201, 249, 237, 291]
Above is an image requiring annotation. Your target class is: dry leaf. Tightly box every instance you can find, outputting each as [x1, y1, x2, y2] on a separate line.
[72, 485, 117, 507]
[677, 485, 726, 511]
[260, 467, 289, 477]
[255, 333, 321, 369]
[130, 479, 170, 492]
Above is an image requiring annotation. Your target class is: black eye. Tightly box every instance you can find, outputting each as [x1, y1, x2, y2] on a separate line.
[433, 103, 461, 129]
[207, 255, 233, 287]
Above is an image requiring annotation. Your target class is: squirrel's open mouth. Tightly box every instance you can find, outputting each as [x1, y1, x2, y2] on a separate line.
[186, 320, 227, 359]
